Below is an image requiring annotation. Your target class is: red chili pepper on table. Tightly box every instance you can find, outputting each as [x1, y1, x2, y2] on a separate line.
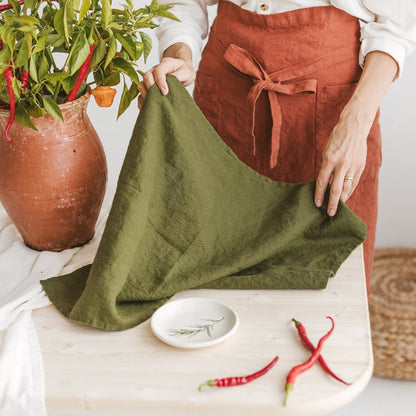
[66, 44, 95, 102]
[284, 316, 335, 406]
[3, 67, 16, 143]
[198, 356, 279, 391]
[292, 318, 350, 385]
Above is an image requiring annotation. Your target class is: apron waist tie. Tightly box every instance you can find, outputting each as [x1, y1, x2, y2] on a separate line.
[223, 43, 318, 169]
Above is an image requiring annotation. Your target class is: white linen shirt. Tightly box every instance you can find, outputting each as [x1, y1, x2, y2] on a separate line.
[154, 0, 416, 81]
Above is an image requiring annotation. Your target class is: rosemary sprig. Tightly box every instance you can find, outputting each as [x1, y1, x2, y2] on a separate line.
[168, 317, 224, 338]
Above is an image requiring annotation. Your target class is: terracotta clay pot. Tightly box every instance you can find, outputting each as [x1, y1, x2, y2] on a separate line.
[0, 91, 107, 251]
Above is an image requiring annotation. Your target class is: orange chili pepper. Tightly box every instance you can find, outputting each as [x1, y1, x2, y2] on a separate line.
[90, 86, 117, 107]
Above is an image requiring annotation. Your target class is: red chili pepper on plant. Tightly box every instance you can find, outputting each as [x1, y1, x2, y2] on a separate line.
[0, 0, 25, 12]
[3, 67, 16, 143]
[66, 44, 95, 102]
[0, 0, 57, 12]
[284, 316, 335, 406]
[292, 318, 350, 385]
[20, 67, 29, 90]
[198, 356, 279, 391]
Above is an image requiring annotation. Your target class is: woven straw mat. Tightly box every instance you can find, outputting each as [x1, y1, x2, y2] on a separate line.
[369, 248, 416, 380]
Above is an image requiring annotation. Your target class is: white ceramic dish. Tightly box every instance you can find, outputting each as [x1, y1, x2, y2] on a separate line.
[150, 298, 239, 349]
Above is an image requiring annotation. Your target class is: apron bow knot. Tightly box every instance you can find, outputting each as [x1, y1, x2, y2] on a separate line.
[223, 43, 318, 169]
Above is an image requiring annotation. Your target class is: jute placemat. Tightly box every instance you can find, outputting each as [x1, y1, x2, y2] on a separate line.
[369, 248, 416, 380]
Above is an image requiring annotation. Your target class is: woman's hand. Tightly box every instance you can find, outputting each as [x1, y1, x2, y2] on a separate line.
[314, 100, 373, 216]
[137, 42, 196, 109]
[314, 50, 399, 216]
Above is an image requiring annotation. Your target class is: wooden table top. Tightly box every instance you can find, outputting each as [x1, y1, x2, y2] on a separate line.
[33, 243, 373, 416]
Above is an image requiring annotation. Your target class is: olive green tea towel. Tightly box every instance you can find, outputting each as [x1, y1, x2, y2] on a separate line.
[40, 74, 367, 331]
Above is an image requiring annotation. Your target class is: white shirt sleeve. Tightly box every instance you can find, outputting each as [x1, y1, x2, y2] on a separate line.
[153, 0, 416, 82]
[358, 0, 416, 81]
[154, 0, 217, 68]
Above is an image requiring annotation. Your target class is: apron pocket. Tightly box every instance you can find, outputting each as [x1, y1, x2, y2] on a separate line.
[315, 81, 382, 181]
[193, 72, 220, 131]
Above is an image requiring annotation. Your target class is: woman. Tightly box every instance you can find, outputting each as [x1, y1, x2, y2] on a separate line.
[137, 0, 416, 294]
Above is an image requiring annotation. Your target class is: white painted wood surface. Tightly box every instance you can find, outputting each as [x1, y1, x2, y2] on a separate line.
[33, 243, 373, 416]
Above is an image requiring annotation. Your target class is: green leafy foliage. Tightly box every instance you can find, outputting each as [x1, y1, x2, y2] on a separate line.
[42, 96, 64, 121]
[0, 0, 179, 131]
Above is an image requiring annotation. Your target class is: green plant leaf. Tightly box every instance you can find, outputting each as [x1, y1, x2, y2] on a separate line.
[24, 0, 36, 11]
[62, 71, 78, 93]
[67, 31, 89, 75]
[155, 10, 180, 22]
[4, 27, 16, 49]
[42, 96, 64, 121]
[0, 47, 11, 74]
[54, 7, 69, 44]
[112, 8, 124, 15]
[78, 0, 90, 24]
[24, 32, 33, 53]
[15, 102, 39, 131]
[129, 81, 139, 100]
[111, 57, 140, 85]
[14, 38, 30, 67]
[135, 41, 143, 60]
[16, 24, 36, 33]
[27, 98, 45, 118]
[108, 23, 123, 30]
[139, 32, 151, 62]
[29, 53, 38, 82]
[90, 38, 106, 69]
[117, 79, 130, 119]
[44, 71, 70, 85]
[102, 0, 111, 27]
[16, 16, 40, 25]
[104, 35, 116, 69]
[149, 0, 158, 13]
[103, 70, 120, 86]
[32, 34, 47, 53]
[38, 51, 50, 79]
[73, 0, 81, 11]
[9, 0, 21, 13]
[11, 77, 21, 100]
[115, 33, 136, 60]
[44, 82, 55, 95]
[66, 0, 75, 21]
[46, 33, 65, 48]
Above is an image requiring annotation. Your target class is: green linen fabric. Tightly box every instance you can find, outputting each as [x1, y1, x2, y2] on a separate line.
[40, 73, 367, 331]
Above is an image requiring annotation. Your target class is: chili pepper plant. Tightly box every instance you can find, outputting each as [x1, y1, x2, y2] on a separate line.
[0, 0, 178, 138]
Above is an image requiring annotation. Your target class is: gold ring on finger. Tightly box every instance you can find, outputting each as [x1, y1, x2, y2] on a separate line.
[344, 175, 354, 183]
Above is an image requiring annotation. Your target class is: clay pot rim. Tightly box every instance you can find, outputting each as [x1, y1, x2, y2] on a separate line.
[0, 90, 91, 115]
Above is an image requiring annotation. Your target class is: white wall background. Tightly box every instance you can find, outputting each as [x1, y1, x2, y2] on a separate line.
[93, 1, 416, 251]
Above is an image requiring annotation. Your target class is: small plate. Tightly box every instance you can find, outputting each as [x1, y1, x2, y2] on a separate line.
[150, 298, 239, 349]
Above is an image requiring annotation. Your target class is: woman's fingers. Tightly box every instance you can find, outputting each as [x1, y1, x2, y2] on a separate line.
[142, 68, 156, 91]
[341, 171, 361, 202]
[327, 168, 349, 216]
[339, 173, 354, 202]
[137, 93, 145, 109]
[137, 84, 147, 98]
[314, 156, 333, 209]
[137, 57, 195, 108]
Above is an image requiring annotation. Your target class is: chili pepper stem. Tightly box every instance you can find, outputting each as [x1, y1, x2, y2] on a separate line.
[292, 318, 301, 326]
[283, 383, 293, 406]
[198, 380, 215, 391]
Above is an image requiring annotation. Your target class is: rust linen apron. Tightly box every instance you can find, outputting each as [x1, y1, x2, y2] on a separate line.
[193, 0, 382, 294]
